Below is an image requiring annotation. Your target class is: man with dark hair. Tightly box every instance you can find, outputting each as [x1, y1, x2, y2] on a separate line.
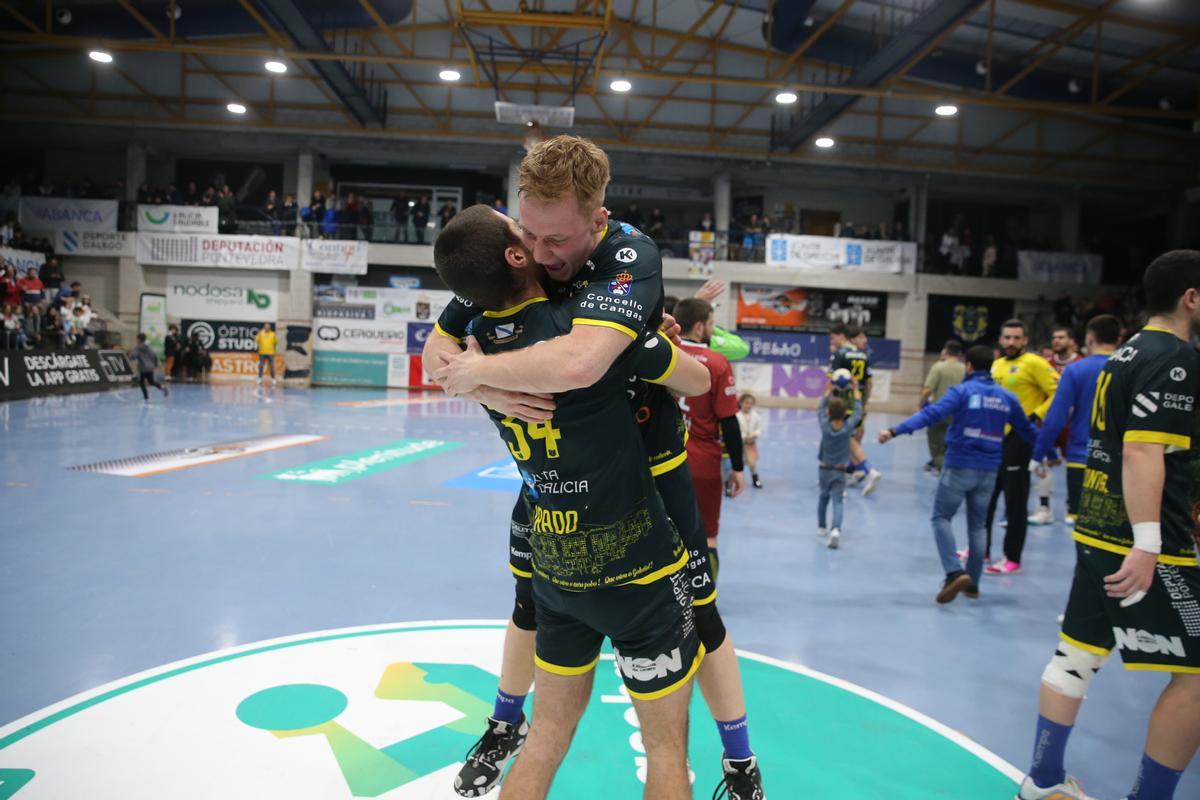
[920, 340, 966, 472]
[984, 318, 1059, 574]
[1032, 315, 1121, 524]
[130, 333, 168, 401]
[828, 324, 882, 494]
[880, 345, 1037, 603]
[674, 297, 744, 570]
[1016, 251, 1200, 800]
[1029, 325, 1087, 525]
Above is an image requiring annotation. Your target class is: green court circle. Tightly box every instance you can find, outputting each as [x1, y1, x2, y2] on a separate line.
[236, 683, 348, 731]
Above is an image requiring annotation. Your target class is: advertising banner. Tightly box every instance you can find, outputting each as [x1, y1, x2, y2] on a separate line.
[261, 439, 461, 485]
[167, 270, 279, 323]
[139, 293, 168, 358]
[733, 361, 893, 402]
[53, 230, 136, 258]
[208, 352, 262, 382]
[137, 204, 219, 234]
[19, 197, 119, 233]
[181, 319, 264, 353]
[736, 329, 901, 370]
[1017, 251, 1103, 286]
[138, 233, 299, 270]
[0, 246, 46, 272]
[688, 230, 716, 277]
[300, 239, 369, 275]
[924, 294, 1015, 353]
[735, 285, 887, 335]
[69, 433, 326, 477]
[313, 319, 407, 353]
[766, 234, 915, 274]
[0, 349, 134, 402]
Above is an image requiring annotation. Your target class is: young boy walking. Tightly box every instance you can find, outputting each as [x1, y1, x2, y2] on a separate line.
[817, 379, 863, 550]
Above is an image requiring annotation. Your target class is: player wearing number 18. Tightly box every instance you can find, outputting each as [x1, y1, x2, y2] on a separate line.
[1017, 250, 1200, 800]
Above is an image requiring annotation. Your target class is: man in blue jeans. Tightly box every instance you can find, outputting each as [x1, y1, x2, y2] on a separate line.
[879, 345, 1038, 603]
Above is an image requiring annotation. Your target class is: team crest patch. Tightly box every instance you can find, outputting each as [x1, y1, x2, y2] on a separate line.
[488, 323, 521, 344]
[952, 304, 988, 343]
[609, 272, 634, 296]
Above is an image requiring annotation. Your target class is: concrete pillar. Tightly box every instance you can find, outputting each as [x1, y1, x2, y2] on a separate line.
[297, 151, 314, 207]
[713, 171, 731, 259]
[507, 158, 521, 221]
[1060, 192, 1080, 252]
[125, 141, 146, 203]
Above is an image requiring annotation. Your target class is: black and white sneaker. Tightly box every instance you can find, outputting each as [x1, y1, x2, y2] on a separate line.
[712, 755, 765, 799]
[453, 714, 528, 797]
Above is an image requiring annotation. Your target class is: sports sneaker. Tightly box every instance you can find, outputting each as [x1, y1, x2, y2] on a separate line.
[985, 559, 1022, 575]
[965, 583, 980, 599]
[454, 714, 529, 797]
[1015, 774, 1095, 800]
[1027, 507, 1053, 526]
[862, 469, 882, 496]
[937, 572, 972, 604]
[827, 529, 840, 549]
[712, 755, 765, 799]
[1064, 513, 1077, 527]
[847, 470, 866, 485]
[752, 475, 763, 489]
[817, 526, 827, 538]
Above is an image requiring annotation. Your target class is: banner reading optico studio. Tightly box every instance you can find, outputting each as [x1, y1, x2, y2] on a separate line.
[19, 197, 118, 233]
[924, 294, 1015, 353]
[138, 204, 218, 234]
[736, 285, 887, 336]
[766, 234, 915, 274]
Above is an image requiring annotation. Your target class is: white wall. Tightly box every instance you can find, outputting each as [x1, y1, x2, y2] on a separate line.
[60, 256, 120, 313]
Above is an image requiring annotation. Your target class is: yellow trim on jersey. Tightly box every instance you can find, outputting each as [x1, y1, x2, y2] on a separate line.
[482, 296, 548, 318]
[693, 588, 718, 607]
[1073, 528, 1199, 566]
[1058, 632, 1111, 657]
[1123, 430, 1191, 449]
[626, 644, 707, 701]
[1066, 462, 1087, 470]
[644, 335, 679, 385]
[574, 317, 638, 339]
[626, 549, 689, 585]
[433, 321, 462, 343]
[1141, 325, 1173, 335]
[649, 450, 688, 477]
[508, 563, 533, 579]
[535, 653, 601, 676]
[1124, 663, 1200, 675]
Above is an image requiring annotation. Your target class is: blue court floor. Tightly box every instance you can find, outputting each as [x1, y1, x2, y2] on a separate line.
[0, 383, 1195, 798]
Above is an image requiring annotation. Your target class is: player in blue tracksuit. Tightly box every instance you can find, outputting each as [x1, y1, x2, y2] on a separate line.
[1031, 315, 1121, 524]
[879, 345, 1038, 603]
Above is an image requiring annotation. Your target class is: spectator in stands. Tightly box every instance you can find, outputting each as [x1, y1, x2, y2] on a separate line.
[181, 330, 212, 380]
[320, 204, 337, 239]
[1, 263, 19, 307]
[413, 196, 431, 244]
[280, 194, 298, 225]
[647, 208, 666, 239]
[77, 295, 95, 328]
[761, 215, 772, 239]
[837, 220, 857, 238]
[697, 211, 715, 233]
[392, 199, 410, 243]
[438, 200, 457, 231]
[217, 185, 236, 233]
[21, 303, 45, 349]
[163, 324, 182, 381]
[18, 268, 44, 306]
[201, 186, 216, 206]
[2, 304, 26, 349]
[39, 257, 63, 291]
[981, 235, 998, 278]
[264, 190, 279, 220]
[623, 202, 644, 230]
[185, 181, 200, 205]
[1, 215, 15, 245]
[359, 197, 374, 241]
[891, 221, 907, 241]
[66, 305, 92, 348]
[43, 306, 65, 349]
[310, 189, 326, 222]
[741, 214, 763, 260]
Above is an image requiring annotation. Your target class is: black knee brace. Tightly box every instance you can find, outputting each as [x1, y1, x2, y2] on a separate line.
[512, 576, 537, 631]
[694, 601, 727, 652]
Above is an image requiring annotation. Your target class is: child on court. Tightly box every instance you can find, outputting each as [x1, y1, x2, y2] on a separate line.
[817, 378, 863, 550]
[737, 393, 765, 489]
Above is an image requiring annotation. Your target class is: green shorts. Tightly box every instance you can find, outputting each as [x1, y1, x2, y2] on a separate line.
[1061, 542, 1200, 673]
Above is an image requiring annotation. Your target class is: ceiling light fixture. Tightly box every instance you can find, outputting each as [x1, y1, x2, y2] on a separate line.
[439, 69, 461, 82]
[935, 104, 958, 117]
[610, 79, 632, 92]
[265, 60, 287, 74]
[1067, 79, 1081, 94]
[88, 50, 113, 63]
[226, 102, 247, 114]
[815, 137, 835, 149]
[775, 91, 798, 105]
[975, 60, 987, 76]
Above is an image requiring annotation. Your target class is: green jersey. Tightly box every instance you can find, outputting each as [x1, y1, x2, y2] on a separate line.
[1073, 326, 1199, 565]
[467, 297, 686, 591]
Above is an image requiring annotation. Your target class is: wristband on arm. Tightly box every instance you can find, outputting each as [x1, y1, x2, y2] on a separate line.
[1131, 521, 1162, 555]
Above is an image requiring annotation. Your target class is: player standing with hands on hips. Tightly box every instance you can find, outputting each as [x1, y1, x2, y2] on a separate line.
[1016, 250, 1200, 800]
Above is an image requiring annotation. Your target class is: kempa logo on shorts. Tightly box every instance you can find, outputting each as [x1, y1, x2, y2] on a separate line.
[1113, 627, 1186, 657]
[612, 646, 684, 682]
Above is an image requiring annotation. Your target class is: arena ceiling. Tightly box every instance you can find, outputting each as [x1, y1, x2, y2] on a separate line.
[0, 0, 1197, 188]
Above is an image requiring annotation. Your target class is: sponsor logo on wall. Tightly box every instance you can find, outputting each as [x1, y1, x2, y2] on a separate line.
[181, 319, 264, 352]
[167, 270, 280, 323]
[139, 233, 300, 270]
[0, 349, 134, 401]
[736, 286, 888, 335]
[0, 246, 46, 272]
[19, 197, 119, 233]
[53, 230, 137, 257]
[137, 205, 219, 234]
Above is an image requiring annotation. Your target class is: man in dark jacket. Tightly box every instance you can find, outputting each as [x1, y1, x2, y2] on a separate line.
[131, 333, 168, 401]
[879, 344, 1038, 602]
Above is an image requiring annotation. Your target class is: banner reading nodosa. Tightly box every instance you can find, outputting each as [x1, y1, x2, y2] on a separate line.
[138, 233, 299, 270]
[19, 197, 119, 233]
[301, 239, 368, 274]
[736, 285, 887, 335]
[0, 349, 134, 401]
[138, 204, 219, 234]
[53, 230, 137, 257]
[168, 269, 280, 322]
[766, 234, 915, 274]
